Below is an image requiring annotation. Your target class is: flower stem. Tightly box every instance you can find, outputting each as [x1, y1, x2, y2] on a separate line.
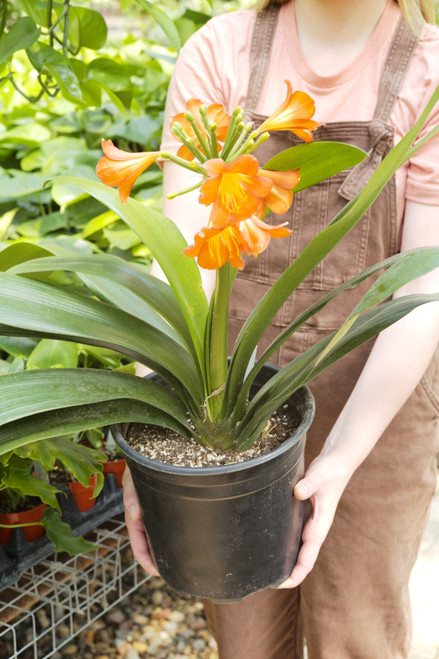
[207, 264, 232, 419]
[209, 124, 219, 158]
[171, 123, 208, 163]
[161, 151, 207, 176]
[166, 180, 203, 200]
[220, 107, 245, 160]
[225, 122, 254, 161]
[185, 111, 211, 159]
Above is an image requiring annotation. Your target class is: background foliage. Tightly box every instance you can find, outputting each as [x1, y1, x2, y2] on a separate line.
[0, 0, 232, 375]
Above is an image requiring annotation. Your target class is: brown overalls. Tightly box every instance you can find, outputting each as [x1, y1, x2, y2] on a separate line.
[203, 6, 439, 658]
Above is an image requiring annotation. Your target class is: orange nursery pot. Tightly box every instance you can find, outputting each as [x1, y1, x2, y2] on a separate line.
[0, 503, 47, 545]
[66, 474, 98, 512]
[103, 458, 126, 488]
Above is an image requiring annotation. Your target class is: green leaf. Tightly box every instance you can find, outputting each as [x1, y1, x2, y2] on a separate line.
[10, 253, 194, 353]
[16, 0, 48, 26]
[0, 456, 61, 510]
[0, 243, 54, 272]
[27, 42, 84, 105]
[0, 336, 38, 358]
[0, 399, 192, 455]
[67, 7, 107, 51]
[54, 178, 209, 367]
[0, 368, 191, 430]
[37, 437, 105, 490]
[81, 210, 119, 237]
[232, 247, 439, 416]
[0, 355, 25, 374]
[0, 171, 47, 199]
[0, 210, 16, 240]
[0, 17, 40, 65]
[351, 248, 439, 316]
[41, 508, 97, 555]
[0, 273, 203, 405]
[86, 58, 131, 92]
[262, 142, 367, 193]
[17, 213, 70, 238]
[134, 0, 181, 51]
[27, 339, 79, 370]
[0, 123, 51, 146]
[235, 293, 439, 449]
[102, 225, 141, 251]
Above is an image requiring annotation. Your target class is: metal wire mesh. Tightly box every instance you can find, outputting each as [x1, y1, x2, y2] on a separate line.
[0, 515, 150, 659]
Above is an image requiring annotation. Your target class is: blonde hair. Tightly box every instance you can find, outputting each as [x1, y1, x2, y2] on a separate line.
[258, 0, 437, 30]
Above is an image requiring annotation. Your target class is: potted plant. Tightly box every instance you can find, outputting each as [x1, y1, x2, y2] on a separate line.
[0, 83, 438, 601]
[0, 435, 106, 555]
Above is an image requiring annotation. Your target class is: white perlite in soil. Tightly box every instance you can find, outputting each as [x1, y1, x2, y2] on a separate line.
[123, 404, 300, 468]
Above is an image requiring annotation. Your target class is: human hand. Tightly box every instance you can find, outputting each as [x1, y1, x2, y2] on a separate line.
[122, 466, 160, 576]
[278, 452, 353, 588]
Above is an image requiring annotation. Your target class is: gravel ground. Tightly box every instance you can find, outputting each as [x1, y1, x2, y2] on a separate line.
[46, 576, 218, 659]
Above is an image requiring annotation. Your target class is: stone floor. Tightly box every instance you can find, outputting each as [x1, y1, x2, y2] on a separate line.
[409, 481, 439, 659]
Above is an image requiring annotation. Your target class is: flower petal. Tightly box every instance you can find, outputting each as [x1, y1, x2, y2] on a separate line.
[258, 168, 300, 214]
[184, 225, 245, 270]
[238, 215, 292, 256]
[255, 81, 321, 140]
[96, 141, 160, 203]
[200, 155, 272, 227]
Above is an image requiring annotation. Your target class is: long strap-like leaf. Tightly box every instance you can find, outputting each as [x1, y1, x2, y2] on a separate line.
[10, 254, 195, 352]
[233, 293, 439, 449]
[231, 247, 439, 418]
[0, 368, 190, 427]
[52, 178, 209, 366]
[225, 86, 439, 412]
[0, 400, 192, 456]
[0, 273, 203, 407]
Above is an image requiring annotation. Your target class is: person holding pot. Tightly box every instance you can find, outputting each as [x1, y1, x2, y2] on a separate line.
[123, 0, 439, 656]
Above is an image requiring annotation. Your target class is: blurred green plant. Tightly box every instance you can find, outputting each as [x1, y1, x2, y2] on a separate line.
[0, 434, 106, 555]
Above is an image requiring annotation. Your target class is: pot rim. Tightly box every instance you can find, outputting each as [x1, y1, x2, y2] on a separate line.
[113, 384, 315, 477]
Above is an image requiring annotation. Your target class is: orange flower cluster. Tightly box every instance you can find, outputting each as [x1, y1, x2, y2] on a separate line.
[96, 81, 320, 270]
[184, 154, 298, 269]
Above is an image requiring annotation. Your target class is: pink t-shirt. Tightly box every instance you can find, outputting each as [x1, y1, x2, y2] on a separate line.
[161, 0, 439, 230]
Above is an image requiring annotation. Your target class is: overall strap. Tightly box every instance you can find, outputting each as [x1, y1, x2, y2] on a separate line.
[339, 16, 419, 200]
[373, 16, 419, 122]
[244, 5, 280, 116]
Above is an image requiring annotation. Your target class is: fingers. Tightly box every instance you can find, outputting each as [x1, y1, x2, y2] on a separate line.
[122, 466, 160, 576]
[278, 497, 327, 588]
[278, 458, 347, 589]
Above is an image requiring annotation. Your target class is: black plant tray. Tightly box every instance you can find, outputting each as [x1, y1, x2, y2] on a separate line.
[0, 474, 124, 591]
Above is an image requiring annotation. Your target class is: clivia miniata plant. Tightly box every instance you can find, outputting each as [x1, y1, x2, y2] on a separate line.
[0, 82, 438, 455]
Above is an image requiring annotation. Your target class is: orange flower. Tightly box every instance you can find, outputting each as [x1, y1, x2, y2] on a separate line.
[239, 214, 292, 256]
[259, 168, 301, 215]
[96, 139, 160, 204]
[199, 155, 273, 228]
[183, 224, 246, 270]
[171, 100, 231, 161]
[184, 212, 292, 270]
[254, 81, 321, 142]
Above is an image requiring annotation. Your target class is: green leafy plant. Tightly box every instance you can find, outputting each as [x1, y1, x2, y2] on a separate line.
[0, 435, 106, 554]
[0, 84, 438, 454]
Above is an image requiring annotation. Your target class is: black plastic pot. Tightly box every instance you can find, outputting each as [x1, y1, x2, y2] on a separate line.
[114, 365, 315, 602]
